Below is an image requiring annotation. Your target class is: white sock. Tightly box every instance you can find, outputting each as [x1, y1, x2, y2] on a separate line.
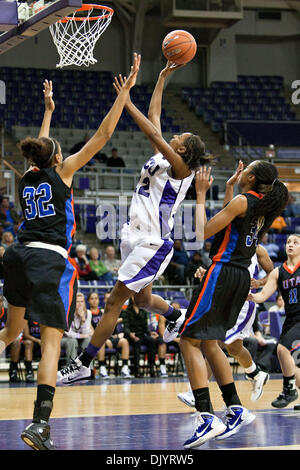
[245, 361, 257, 375]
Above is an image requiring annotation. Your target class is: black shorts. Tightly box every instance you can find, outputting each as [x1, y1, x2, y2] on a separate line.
[3, 244, 77, 331]
[181, 262, 250, 341]
[278, 317, 300, 366]
[109, 336, 121, 349]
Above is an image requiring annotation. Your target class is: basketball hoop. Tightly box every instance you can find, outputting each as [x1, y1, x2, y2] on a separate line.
[49, 4, 114, 68]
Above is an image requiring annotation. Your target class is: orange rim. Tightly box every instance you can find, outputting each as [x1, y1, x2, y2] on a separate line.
[59, 4, 114, 22]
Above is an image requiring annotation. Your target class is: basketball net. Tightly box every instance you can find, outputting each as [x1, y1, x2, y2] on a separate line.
[49, 4, 114, 68]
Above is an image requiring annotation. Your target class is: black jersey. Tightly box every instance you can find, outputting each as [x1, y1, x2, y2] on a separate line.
[278, 262, 300, 320]
[28, 320, 41, 339]
[209, 191, 263, 269]
[18, 167, 76, 252]
[91, 308, 102, 329]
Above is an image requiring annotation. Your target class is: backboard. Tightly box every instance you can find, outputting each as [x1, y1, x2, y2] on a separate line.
[0, 0, 83, 54]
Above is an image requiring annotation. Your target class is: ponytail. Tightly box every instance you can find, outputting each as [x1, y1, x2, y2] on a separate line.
[20, 137, 59, 169]
[249, 161, 289, 238]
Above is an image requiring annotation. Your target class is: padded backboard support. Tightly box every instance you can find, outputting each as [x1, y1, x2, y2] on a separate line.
[0, 1, 18, 31]
[0, 0, 82, 54]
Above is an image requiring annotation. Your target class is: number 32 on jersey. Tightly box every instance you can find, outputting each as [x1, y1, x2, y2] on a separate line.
[23, 183, 56, 220]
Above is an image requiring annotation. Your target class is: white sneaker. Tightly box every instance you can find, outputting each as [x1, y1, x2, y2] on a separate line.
[249, 370, 270, 401]
[163, 309, 186, 343]
[57, 358, 92, 385]
[184, 412, 226, 448]
[120, 365, 133, 378]
[159, 364, 168, 378]
[99, 365, 109, 379]
[177, 391, 195, 408]
[215, 405, 255, 440]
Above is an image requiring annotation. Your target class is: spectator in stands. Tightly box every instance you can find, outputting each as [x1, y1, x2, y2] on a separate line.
[88, 291, 111, 379]
[103, 291, 133, 378]
[269, 294, 285, 317]
[0, 245, 5, 278]
[88, 247, 114, 283]
[106, 148, 125, 168]
[200, 240, 212, 268]
[23, 320, 41, 383]
[122, 296, 158, 377]
[166, 239, 189, 285]
[70, 134, 107, 166]
[1, 231, 15, 249]
[0, 197, 20, 235]
[260, 233, 279, 261]
[269, 215, 287, 234]
[61, 292, 93, 365]
[185, 251, 206, 284]
[74, 245, 98, 281]
[103, 245, 122, 280]
[69, 230, 83, 258]
[283, 195, 299, 218]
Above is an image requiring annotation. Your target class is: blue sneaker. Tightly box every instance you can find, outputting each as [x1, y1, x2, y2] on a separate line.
[184, 412, 226, 448]
[215, 405, 255, 440]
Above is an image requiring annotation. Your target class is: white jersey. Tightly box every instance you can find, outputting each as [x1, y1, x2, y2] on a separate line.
[122, 153, 194, 240]
[224, 253, 259, 344]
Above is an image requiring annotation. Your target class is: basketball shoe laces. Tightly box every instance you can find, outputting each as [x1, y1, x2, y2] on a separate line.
[60, 359, 80, 377]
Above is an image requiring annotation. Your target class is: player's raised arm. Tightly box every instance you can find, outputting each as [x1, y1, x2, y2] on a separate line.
[113, 74, 191, 180]
[39, 79, 55, 138]
[222, 160, 244, 207]
[147, 61, 182, 152]
[57, 53, 140, 185]
[194, 166, 248, 242]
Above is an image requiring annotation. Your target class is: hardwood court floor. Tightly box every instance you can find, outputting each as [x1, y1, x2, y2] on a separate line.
[0, 375, 299, 451]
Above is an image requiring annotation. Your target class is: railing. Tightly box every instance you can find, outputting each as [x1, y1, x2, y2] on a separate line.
[73, 167, 231, 204]
[224, 121, 263, 162]
[0, 168, 16, 204]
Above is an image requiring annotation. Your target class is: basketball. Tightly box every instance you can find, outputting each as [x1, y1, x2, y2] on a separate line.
[162, 30, 197, 65]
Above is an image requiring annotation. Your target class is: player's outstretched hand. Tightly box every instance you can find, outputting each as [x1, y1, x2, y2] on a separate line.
[226, 159, 244, 187]
[195, 166, 214, 195]
[160, 60, 184, 78]
[43, 79, 55, 113]
[113, 52, 141, 95]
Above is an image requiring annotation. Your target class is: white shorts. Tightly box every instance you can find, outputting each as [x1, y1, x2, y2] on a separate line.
[224, 300, 257, 345]
[118, 230, 174, 293]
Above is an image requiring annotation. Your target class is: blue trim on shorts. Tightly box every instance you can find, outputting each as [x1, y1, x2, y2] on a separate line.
[185, 262, 223, 327]
[225, 301, 256, 342]
[123, 239, 173, 287]
[58, 258, 76, 324]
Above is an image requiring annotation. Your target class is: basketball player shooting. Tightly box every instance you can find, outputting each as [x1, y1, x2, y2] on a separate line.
[57, 57, 214, 385]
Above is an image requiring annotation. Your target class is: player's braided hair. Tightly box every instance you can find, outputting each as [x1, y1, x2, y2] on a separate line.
[180, 134, 215, 170]
[249, 160, 289, 238]
[20, 137, 59, 169]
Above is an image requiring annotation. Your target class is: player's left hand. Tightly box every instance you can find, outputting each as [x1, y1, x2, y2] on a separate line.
[226, 160, 244, 187]
[43, 79, 55, 112]
[195, 166, 214, 194]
